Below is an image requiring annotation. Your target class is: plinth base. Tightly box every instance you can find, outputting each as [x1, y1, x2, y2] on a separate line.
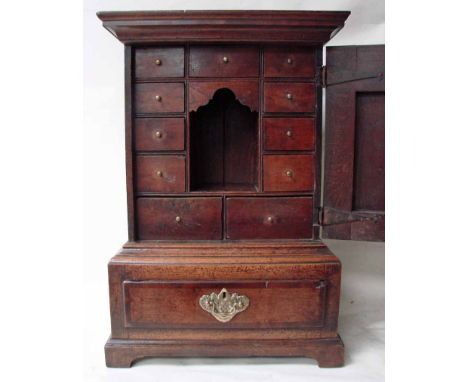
[105, 336, 345, 368]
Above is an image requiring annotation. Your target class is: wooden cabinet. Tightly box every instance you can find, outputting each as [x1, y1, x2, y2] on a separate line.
[98, 10, 384, 369]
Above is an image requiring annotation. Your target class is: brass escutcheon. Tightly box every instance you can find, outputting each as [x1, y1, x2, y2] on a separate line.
[199, 288, 249, 323]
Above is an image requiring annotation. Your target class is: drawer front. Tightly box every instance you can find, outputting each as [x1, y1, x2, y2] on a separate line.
[136, 197, 222, 240]
[263, 154, 314, 192]
[135, 83, 185, 114]
[226, 197, 313, 239]
[136, 155, 185, 193]
[264, 118, 315, 151]
[264, 47, 316, 78]
[123, 280, 326, 329]
[264, 83, 316, 113]
[189, 46, 259, 77]
[135, 118, 185, 151]
[135, 47, 184, 78]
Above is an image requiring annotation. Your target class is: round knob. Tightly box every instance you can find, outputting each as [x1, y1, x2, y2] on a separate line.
[287, 58, 293, 65]
[223, 56, 229, 63]
[154, 131, 162, 139]
[175, 216, 181, 223]
[155, 95, 162, 102]
[266, 216, 274, 223]
[286, 130, 292, 137]
[286, 93, 293, 100]
[156, 170, 163, 177]
[285, 170, 293, 177]
[155, 59, 162, 66]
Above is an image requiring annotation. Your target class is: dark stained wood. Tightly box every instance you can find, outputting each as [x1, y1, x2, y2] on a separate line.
[135, 47, 184, 78]
[189, 80, 258, 112]
[135, 83, 185, 114]
[134, 118, 185, 151]
[124, 280, 326, 329]
[323, 45, 385, 241]
[353, 93, 385, 211]
[190, 88, 258, 191]
[124, 46, 135, 241]
[105, 337, 344, 368]
[136, 197, 222, 240]
[189, 46, 259, 77]
[97, 10, 352, 369]
[97, 11, 350, 45]
[264, 82, 316, 113]
[226, 197, 313, 239]
[263, 117, 315, 151]
[264, 46, 316, 78]
[135, 155, 185, 193]
[263, 154, 315, 192]
[105, 244, 343, 367]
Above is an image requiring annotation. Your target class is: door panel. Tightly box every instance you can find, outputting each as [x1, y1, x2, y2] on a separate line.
[323, 45, 385, 241]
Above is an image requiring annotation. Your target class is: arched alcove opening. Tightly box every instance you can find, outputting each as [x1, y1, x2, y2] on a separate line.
[189, 88, 258, 191]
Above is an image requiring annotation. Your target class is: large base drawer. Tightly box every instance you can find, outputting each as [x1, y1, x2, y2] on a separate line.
[124, 280, 327, 329]
[108, 243, 341, 341]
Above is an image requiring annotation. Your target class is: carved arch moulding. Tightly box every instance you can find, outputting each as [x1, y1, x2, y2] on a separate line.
[189, 80, 259, 112]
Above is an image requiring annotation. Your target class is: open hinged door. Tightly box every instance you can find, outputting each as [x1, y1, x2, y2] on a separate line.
[322, 45, 385, 241]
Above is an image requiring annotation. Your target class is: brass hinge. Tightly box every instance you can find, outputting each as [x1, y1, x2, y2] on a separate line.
[320, 206, 384, 226]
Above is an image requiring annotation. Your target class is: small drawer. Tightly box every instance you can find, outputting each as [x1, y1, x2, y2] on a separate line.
[264, 118, 315, 151]
[136, 197, 222, 240]
[123, 279, 326, 329]
[264, 82, 316, 113]
[136, 155, 185, 193]
[135, 47, 184, 78]
[264, 47, 316, 78]
[134, 118, 185, 151]
[135, 83, 185, 114]
[226, 197, 313, 239]
[189, 46, 259, 77]
[263, 154, 314, 192]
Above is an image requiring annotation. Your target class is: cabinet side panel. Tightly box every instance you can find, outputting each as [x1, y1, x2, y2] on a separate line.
[125, 46, 135, 241]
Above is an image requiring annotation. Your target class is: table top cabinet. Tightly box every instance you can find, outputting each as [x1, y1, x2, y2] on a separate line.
[97, 10, 384, 368]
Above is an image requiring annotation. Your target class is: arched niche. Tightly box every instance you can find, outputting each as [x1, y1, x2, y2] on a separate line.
[189, 88, 258, 191]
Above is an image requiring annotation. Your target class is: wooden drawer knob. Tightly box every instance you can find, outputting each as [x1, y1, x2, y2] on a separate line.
[175, 216, 181, 223]
[154, 131, 162, 139]
[155, 95, 162, 102]
[286, 130, 293, 137]
[155, 170, 163, 177]
[266, 216, 274, 223]
[287, 58, 293, 64]
[155, 59, 162, 66]
[285, 170, 293, 177]
[286, 93, 293, 100]
[223, 56, 229, 63]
